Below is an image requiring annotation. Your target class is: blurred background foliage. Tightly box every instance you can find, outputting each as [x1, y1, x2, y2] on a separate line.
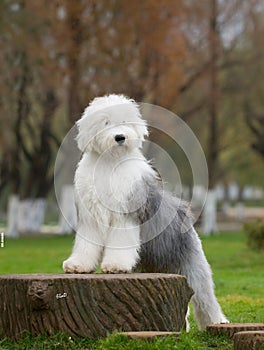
[0, 0, 264, 218]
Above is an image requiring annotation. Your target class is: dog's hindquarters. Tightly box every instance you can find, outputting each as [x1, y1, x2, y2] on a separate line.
[137, 226, 228, 329]
[178, 228, 229, 329]
[134, 180, 228, 329]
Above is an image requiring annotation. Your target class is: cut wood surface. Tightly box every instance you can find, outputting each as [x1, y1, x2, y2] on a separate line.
[0, 273, 193, 340]
[119, 331, 181, 340]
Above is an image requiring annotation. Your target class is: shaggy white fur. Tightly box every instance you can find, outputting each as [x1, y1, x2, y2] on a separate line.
[63, 95, 154, 273]
[63, 94, 229, 330]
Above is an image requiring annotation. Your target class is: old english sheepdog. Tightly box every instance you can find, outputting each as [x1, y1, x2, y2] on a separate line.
[63, 94, 229, 330]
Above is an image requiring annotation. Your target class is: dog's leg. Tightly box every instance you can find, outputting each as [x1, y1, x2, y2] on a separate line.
[180, 228, 229, 330]
[101, 219, 140, 273]
[185, 306, 190, 332]
[63, 222, 103, 273]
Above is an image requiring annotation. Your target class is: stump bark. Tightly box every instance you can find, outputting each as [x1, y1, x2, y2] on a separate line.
[207, 323, 264, 339]
[234, 331, 264, 350]
[0, 273, 193, 340]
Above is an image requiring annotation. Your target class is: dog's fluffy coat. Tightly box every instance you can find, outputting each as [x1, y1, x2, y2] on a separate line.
[63, 94, 228, 329]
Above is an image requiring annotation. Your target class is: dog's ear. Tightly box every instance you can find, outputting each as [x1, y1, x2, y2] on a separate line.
[134, 119, 149, 145]
[131, 102, 149, 141]
[75, 117, 92, 152]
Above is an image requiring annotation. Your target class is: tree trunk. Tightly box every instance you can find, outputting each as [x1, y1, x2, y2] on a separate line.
[7, 197, 46, 236]
[202, 0, 220, 235]
[236, 202, 245, 222]
[58, 185, 77, 234]
[18, 198, 46, 233]
[7, 195, 20, 238]
[65, 1, 84, 123]
[207, 0, 219, 190]
[0, 273, 193, 340]
[236, 186, 244, 221]
[202, 189, 218, 235]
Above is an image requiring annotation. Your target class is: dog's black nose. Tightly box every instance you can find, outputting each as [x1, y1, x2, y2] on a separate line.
[115, 134, 126, 144]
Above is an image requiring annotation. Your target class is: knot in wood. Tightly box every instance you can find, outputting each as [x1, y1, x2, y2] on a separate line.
[27, 281, 51, 310]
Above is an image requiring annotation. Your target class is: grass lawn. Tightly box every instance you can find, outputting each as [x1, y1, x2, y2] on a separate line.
[0, 231, 263, 349]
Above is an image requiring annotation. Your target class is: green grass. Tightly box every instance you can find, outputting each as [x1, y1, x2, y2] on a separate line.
[201, 232, 264, 325]
[0, 235, 73, 274]
[0, 231, 263, 349]
[0, 331, 233, 350]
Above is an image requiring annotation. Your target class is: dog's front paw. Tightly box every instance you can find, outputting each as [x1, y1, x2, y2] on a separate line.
[211, 316, 230, 325]
[63, 258, 95, 274]
[101, 262, 131, 274]
[220, 317, 230, 324]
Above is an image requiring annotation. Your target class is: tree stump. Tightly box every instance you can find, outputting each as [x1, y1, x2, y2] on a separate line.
[207, 323, 264, 339]
[0, 273, 193, 340]
[234, 331, 264, 350]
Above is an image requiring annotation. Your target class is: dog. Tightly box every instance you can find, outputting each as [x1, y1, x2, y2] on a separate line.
[63, 94, 229, 330]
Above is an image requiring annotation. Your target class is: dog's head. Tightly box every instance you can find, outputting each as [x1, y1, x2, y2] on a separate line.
[76, 94, 148, 155]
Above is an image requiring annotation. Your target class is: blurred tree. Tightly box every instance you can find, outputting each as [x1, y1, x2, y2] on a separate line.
[1, 0, 264, 235]
[218, 0, 264, 185]
[64, 0, 85, 122]
[48, 0, 186, 116]
[0, 0, 188, 233]
[245, 107, 264, 159]
[0, 1, 62, 233]
[243, 3, 264, 160]
[176, 0, 263, 233]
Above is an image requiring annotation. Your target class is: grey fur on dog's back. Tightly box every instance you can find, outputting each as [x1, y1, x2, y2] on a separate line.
[131, 176, 198, 273]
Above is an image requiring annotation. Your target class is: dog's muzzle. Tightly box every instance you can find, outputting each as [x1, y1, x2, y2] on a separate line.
[114, 134, 126, 145]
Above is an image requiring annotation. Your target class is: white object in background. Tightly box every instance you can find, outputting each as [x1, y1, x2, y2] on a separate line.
[201, 189, 218, 235]
[18, 198, 46, 232]
[7, 195, 20, 238]
[58, 185, 77, 234]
